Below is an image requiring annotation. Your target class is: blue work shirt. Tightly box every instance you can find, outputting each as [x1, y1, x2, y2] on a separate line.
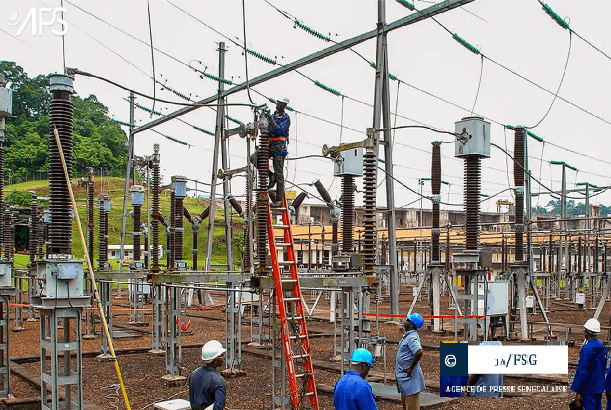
[333, 370, 378, 410]
[268, 112, 290, 156]
[605, 357, 611, 410]
[571, 338, 606, 395]
[395, 330, 426, 396]
[188, 365, 227, 410]
[471, 340, 503, 398]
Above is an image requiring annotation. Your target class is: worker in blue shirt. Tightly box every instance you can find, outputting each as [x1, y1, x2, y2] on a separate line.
[189, 340, 227, 410]
[333, 348, 378, 410]
[572, 318, 606, 410]
[396, 312, 426, 410]
[266, 97, 290, 207]
[605, 349, 611, 410]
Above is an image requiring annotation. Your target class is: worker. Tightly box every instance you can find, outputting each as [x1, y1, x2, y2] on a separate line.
[250, 98, 290, 207]
[467, 340, 503, 397]
[572, 318, 606, 410]
[396, 312, 425, 410]
[605, 349, 611, 410]
[333, 348, 378, 410]
[189, 340, 227, 410]
[266, 97, 290, 207]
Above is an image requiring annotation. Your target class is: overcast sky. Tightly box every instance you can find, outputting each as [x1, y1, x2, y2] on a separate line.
[3, 0, 611, 215]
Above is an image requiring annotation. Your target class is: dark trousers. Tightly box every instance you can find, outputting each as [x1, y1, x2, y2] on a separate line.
[251, 145, 286, 202]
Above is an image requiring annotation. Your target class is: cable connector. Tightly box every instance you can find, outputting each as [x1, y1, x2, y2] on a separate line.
[452, 33, 480, 55]
[541, 3, 569, 30]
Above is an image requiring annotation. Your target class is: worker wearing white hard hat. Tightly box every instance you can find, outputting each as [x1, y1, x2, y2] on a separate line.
[189, 340, 227, 410]
[571, 318, 605, 410]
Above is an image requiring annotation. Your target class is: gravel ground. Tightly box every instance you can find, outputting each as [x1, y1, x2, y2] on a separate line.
[3, 286, 608, 409]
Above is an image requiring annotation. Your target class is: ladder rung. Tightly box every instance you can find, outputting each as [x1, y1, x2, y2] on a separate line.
[293, 353, 310, 359]
[281, 279, 298, 283]
[275, 242, 290, 247]
[283, 297, 300, 302]
[273, 224, 290, 229]
[287, 316, 303, 321]
[304, 392, 315, 396]
[289, 334, 307, 340]
[279, 260, 296, 265]
[295, 373, 306, 379]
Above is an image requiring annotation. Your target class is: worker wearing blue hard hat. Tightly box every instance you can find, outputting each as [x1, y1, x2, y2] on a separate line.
[333, 348, 378, 410]
[396, 312, 425, 410]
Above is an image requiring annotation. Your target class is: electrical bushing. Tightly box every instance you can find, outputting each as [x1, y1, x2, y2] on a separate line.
[103, 195, 111, 213]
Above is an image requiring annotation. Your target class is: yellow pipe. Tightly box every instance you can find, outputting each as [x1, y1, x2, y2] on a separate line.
[53, 128, 132, 410]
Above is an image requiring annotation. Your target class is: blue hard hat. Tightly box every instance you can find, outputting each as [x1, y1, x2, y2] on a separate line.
[407, 312, 424, 329]
[350, 348, 375, 369]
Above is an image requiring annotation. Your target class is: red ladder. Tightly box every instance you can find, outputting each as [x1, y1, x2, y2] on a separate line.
[267, 195, 319, 409]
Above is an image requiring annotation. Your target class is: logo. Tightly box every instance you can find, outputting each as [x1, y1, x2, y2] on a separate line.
[444, 354, 457, 368]
[6, 7, 68, 36]
[440, 342, 468, 377]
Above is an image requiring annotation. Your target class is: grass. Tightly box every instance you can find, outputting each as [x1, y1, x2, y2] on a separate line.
[10, 178, 244, 271]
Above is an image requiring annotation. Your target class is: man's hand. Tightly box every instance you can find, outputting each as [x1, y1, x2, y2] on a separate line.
[286, 139, 290, 145]
[405, 368, 413, 378]
[574, 393, 581, 406]
[606, 391, 611, 401]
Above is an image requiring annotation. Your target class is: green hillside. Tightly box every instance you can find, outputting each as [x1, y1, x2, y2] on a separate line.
[8, 178, 243, 270]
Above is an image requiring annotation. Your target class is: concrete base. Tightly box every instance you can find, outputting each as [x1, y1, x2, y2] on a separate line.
[369, 382, 457, 409]
[127, 321, 149, 326]
[82, 334, 98, 340]
[149, 349, 165, 356]
[96, 354, 114, 362]
[11, 326, 25, 332]
[161, 375, 187, 387]
[25, 318, 38, 322]
[246, 342, 269, 349]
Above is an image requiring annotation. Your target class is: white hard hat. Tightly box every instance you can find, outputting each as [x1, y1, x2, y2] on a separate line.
[201, 340, 227, 361]
[584, 318, 601, 334]
[277, 97, 290, 105]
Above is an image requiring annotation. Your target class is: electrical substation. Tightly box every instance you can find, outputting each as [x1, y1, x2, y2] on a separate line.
[2, 0, 611, 409]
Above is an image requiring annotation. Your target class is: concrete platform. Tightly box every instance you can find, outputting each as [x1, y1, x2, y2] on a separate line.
[369, 382, 458, 409]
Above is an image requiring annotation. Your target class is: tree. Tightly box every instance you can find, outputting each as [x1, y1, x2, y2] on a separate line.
[1, 62, 128, 181]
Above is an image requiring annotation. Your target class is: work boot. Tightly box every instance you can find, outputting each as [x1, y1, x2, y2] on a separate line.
[268, 171, 276, 189]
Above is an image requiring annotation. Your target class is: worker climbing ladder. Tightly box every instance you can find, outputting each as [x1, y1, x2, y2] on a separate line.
[267, 195, 319, 410]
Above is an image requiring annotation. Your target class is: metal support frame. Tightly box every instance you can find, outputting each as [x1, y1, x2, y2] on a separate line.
[163, 286, 184, 381]
[98, 280, 113, 359]
[39, 307, 83, 410]
[0, 295, 10, 397]
[150, 283, 164, 354]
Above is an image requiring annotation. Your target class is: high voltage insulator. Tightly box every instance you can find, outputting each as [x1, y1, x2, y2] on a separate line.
[541, 2, 570, 29]
[362, 132, 377, 272]
[151, 144, 161, 272]
[431, 141, 442, 263]
[193, 125, 215, 136]
[86, 171, 95, 265]
[202, 72, 233, 85]
[294, 21, 331, 41]
[452, 33, 480, 55]
[172, 176, 187, 266]
[48, 74, 74, 255]
[341, 175, 355, 254]
[514, 127, 525, 262]
[290, 192, 307, 215]
[29, 193, 38, 267]
[246, 48, 276, 65]
[227, 195, 243, 215]
[3, 209, 11, 260]
[256, 116, 271, 274]
[395, 0, 415, 11]
[135, 102, 162, 116]
[314, 81, 341, 96]
[313, 180, 332, 204]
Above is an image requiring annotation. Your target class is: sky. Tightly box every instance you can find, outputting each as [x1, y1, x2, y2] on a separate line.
[2, 0, 611, 215]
